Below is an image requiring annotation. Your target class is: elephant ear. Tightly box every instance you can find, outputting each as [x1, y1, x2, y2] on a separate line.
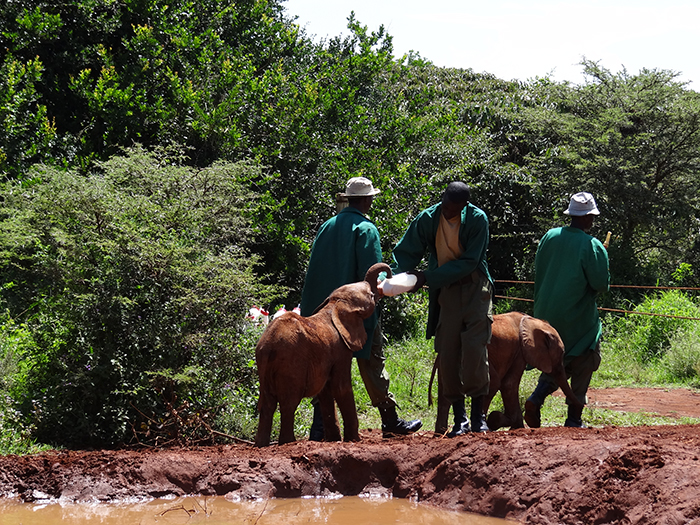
[312, 297, 330, 315]
[331, 300, 368, 353]
[520, 315, 565, 375]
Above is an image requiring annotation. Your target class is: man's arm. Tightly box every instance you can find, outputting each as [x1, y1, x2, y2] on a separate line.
[584, 238, 610, 293]
[391, 209, 433, 274]
[356, 223, 383, 278]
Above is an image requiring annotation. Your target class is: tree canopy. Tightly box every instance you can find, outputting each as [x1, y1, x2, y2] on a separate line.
[2, 0, 700, 447]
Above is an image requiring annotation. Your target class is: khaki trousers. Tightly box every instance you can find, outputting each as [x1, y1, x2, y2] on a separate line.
[435, 271, 493, 403]
[356, 320, 397, 409]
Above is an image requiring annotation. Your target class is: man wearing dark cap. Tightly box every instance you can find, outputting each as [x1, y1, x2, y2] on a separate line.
[524, 191, 610, 428]
[301, 176, 422, 440]
[390, 182, 493, 436]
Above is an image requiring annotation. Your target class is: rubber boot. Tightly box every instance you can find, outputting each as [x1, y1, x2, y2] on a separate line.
[447, 399, 470, 437]
[564, 403, 587, 428]
[380, 406, 423, 437]
[524, 380, 556, 429]
[470, 396, 489, 433]
[308, 401, 324, 441]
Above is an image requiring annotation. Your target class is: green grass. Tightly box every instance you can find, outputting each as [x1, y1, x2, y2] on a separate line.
[278, 317, 700, 441]
[4, 287, 700, 450]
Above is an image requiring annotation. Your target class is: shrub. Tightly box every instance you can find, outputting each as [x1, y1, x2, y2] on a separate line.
[661, 322, 700, 382]
[605, 290, 700, 363]
[0, 146, 280, 448]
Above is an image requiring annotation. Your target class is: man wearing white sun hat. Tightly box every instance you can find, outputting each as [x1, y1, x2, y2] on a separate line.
[300, 176, 422, 440]
[524, 191, 610, 429]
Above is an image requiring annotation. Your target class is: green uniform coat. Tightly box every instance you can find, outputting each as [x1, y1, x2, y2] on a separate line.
[390, 202, 492, 339]
[534, 226, 610, 359]
[300, 206, 382, 359]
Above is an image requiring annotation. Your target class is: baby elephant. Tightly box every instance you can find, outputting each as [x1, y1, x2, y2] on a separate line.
[482, 312, 583, 430]
[435, 311, 583, 432]
[254, 262, 391, 447]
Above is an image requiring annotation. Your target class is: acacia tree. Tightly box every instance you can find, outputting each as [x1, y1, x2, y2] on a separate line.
[517, 60, 700, 286]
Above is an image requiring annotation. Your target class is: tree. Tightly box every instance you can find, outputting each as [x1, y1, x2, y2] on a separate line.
[516, 61, 700, 286]
[0, 56, 57, 178]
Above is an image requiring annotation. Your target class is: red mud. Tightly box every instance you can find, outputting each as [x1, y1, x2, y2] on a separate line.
[1, 387, 700, 524]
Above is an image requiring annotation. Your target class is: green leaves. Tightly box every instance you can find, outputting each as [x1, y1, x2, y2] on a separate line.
[0, 146, 278, 447]
[0, 57, 56, 178]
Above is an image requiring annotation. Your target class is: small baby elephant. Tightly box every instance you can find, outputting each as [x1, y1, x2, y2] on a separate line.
[434, 311, 583, 433]
[254, 262, 391, 447]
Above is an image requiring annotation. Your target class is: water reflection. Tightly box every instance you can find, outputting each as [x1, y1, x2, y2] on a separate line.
[0, 495, 509, 524]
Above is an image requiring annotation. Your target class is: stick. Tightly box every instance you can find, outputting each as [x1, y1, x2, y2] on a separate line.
[603, 231, 612, 249]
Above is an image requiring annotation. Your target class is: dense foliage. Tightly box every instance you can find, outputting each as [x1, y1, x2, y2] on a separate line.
[0, 147, 277, 446]
[1, 0, 700, 447]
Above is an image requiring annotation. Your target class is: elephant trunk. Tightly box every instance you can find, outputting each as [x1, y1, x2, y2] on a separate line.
[364, 263, 392, 299]
[554, 371, 585, 409]
[519, 315, 584, 410]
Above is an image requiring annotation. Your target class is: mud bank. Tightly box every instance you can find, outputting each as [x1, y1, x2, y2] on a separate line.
[2, 422, 700, 524]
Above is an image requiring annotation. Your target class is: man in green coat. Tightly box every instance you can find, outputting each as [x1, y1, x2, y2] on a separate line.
[391, 182, 493, 436]
[300, 176, 422, 439]
[524, 191, 610, 428]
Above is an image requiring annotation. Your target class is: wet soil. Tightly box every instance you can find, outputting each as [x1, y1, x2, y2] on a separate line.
[2, 387, 700, 524]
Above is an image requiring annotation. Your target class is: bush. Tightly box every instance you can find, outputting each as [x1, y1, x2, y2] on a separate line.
[0, 146, 280, 448]
[604, 290, 700, 363]
[661, 323, 700, 382]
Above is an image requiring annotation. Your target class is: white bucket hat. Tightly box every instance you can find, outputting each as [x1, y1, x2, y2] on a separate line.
[564, 192, 600, 216]
[340, 177, 381, 197]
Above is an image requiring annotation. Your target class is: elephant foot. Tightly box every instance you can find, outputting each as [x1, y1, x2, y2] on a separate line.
[434, 409, 450, 435]
[486, 411, 506, 431]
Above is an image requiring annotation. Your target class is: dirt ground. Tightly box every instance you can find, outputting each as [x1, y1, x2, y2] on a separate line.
[1, 387, 700, 524]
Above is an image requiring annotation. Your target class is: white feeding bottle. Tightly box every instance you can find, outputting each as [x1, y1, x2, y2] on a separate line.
[378, 272, 418, 296]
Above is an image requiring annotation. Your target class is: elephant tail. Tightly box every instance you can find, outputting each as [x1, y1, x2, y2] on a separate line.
[364, 263, 392, 296]
[427, 353, 438, 407]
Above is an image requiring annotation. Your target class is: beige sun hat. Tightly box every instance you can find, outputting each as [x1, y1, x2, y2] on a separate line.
[340, 177, 381, 197]
[564, 191, 600, 216]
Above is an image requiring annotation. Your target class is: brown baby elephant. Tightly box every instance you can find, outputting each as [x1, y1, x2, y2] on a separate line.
[435, 311, 583, 433]
[254, 262, 391, 447]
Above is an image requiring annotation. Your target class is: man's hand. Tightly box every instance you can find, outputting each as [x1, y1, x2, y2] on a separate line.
[407, 270, 426, 292]
[376, 278, 385, 298]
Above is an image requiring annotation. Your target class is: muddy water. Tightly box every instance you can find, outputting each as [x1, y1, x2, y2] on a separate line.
[0, 495, 509, 524]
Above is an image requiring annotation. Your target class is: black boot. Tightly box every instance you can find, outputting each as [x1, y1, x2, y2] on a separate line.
[309, 401, 324, 441]
[447, 399, 470, 437]
[470, 396, 489, 433]
[564, 403, 586, 428]
[380, 406, 422, 437]
[524, 380, 556, 429]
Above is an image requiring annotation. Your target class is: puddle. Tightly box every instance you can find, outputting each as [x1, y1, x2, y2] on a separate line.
[0, 495, 510, 524]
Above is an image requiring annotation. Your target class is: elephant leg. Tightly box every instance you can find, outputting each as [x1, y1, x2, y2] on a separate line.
[277, 395, 301, 445]
[317, 385, 342, 441]
[255, 391, 277, 447]
[484, 389, 506, 431]
[435, 358, 451, 434]
[331, 366, 360, 442]
[500, 370, 525, 429]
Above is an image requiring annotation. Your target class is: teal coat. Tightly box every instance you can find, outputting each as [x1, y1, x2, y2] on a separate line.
[534, 226, 610, 359]
[300, 206, 382, 359]
[391, 202, 492, 339]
